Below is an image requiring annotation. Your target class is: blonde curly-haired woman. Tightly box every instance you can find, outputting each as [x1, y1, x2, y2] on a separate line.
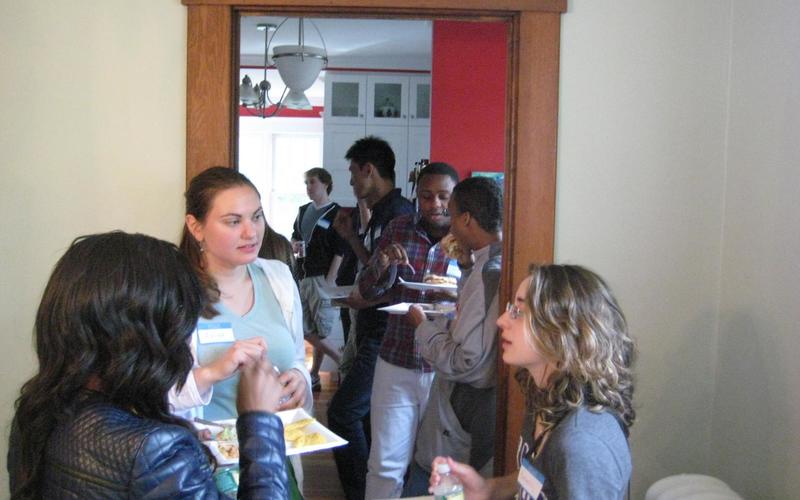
[430, 264, 636, 500]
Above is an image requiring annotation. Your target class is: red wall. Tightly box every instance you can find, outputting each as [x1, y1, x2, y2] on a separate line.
[430, 20, 508, 179]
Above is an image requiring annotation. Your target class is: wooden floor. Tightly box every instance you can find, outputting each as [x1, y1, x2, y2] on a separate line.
[303, 370, 347, 500]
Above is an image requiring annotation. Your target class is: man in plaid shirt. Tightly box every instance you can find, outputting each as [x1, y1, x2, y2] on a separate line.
[358, 162, 460, 499]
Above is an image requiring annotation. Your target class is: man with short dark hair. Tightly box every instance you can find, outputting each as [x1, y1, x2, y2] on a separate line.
[328, 136, 414, 500]
[402, 176, 505, 496]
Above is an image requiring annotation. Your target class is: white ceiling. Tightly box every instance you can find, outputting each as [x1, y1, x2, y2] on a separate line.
[240, 16, 432, 65]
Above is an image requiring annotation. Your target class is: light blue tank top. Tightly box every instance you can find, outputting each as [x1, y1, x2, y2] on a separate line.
[197, 263, 296, 420]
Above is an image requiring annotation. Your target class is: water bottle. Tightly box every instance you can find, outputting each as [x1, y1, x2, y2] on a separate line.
[433, 462, 465, 500]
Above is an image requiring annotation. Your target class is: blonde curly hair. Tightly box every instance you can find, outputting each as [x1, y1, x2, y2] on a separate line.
[516, 264, 636, 432]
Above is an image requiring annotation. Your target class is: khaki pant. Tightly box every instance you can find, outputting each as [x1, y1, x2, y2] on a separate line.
[299, 275, 337, 339]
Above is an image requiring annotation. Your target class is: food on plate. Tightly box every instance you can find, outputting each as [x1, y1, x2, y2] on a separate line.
[293, 432, 327, 447]
[440, 233, 466, 261]
[283, 417, 327, 448]
[216, 426, 237, 442]
[218, 443, 240, 460]
[434, 302, 456, 313]
[422, 274, 457, 286]
[417, 303, 455, 313]
[285, 427, 306, 442]
[284, 417, 315, 432]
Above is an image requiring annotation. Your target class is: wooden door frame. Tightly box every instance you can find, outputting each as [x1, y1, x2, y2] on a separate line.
[183, 0, 565, 473]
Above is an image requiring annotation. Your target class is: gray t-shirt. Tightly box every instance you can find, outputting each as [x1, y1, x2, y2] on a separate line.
[516, 407, 631, 500]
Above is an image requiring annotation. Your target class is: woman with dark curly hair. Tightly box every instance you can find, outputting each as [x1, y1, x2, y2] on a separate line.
[7, 231, 288, 499]
[430, 264, 635, 500]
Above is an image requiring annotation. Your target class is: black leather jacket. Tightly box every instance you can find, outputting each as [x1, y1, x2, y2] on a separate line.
[8, 395, 288, 499]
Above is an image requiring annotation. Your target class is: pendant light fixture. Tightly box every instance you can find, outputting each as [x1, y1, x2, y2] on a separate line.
[239, 18, 327, 117]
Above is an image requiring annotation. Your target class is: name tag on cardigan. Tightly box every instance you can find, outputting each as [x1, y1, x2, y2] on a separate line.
[197, 322, 235, 344]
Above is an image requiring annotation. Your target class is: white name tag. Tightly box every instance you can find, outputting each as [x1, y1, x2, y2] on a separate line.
[316, 218, 331, 229]
[197, 322, 235, 344]
[517, 456, 545, 499]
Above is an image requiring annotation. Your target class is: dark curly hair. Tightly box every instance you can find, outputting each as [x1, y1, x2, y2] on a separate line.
[10, 231, 204, 499]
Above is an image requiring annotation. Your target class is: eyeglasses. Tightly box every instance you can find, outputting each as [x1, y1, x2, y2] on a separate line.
[505, 302, 523, 320]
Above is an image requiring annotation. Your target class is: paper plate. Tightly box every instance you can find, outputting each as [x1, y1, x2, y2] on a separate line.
[197, 408, 347, 464]
[377, 302, 455, 316]
[398, 276, 457, 292]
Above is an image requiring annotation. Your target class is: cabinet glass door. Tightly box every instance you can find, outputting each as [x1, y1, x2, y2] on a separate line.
[331, 82, 361, 118]
[324, 73, 366, 125]
[409, 76, 431, 126]
[414, 83, 430, 119]
[373, 83, 403, 119]
[367, 75, 409, 125]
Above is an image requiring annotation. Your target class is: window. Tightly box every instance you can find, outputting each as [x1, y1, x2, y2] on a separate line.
[270, 133, 323, 237]
[239, 117, 323, 239]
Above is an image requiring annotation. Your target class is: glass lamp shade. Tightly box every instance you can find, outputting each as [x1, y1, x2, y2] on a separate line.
[282, 89, 312, 110]
[273, 45, 326, 108]
[239, 75, 259, 106]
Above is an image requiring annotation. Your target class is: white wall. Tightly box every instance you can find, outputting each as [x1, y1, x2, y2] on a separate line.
[558, 1, 800, 498]
[0, 1, 186, 495]
[556, 1, 732, 496]
[711, 1, 800, 498]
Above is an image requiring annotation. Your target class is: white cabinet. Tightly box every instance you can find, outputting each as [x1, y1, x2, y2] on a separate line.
[325, 72, 431, 127]
[322, 124, 365, 205]
[324, 71, 431, 204]
[370, 124, 409, 195]
[365, 74, 431, 127]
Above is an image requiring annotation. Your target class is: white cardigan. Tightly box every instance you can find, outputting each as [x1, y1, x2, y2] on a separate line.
[168, 258, 312, 417]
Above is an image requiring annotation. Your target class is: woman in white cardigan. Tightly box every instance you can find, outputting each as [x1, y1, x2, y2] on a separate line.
[169, 167, 311, 418]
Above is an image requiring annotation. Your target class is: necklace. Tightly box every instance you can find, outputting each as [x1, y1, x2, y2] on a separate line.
[221, 282, 252, 300]
[532, 416, 551, 457]
[218, 273, 254, 313]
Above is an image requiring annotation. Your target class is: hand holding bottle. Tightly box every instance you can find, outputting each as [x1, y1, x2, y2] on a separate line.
[430, 456, 491, 500]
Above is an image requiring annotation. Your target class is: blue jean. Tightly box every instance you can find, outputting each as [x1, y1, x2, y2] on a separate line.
[327, 335, 381, 500]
